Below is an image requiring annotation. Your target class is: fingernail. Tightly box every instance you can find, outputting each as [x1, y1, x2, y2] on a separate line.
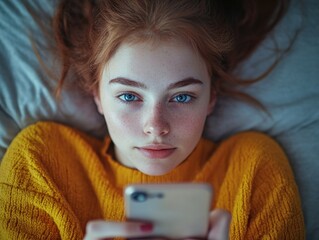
[140, 223, 153, 232]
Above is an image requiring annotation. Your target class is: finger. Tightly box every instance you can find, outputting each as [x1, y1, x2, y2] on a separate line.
[207, 209, 231, 240]
[84, 220, 153, 240]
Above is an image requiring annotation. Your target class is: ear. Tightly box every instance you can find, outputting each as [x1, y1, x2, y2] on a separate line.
[93, 89, 104, 115]
[207, 88, 217, 116]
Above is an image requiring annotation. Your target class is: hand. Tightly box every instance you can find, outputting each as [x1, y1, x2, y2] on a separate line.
[185, 209, 231, 240]
[83, 220, 153, 240]
[207, 209, 231, 240]
[84, 209, 231, 240]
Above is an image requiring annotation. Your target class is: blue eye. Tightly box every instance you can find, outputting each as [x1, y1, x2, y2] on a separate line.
[119, 93, 139, 102]
[172, 94, 192, 103]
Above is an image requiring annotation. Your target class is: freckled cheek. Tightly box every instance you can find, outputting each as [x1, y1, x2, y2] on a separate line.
[170, 111, 207, 136]
[106, 110, 141, 135]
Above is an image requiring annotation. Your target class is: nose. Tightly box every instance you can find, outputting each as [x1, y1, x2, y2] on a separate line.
[143, 104, 170, 136]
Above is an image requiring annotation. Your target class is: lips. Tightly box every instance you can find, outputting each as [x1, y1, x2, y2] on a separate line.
[137, 144, 176, 159]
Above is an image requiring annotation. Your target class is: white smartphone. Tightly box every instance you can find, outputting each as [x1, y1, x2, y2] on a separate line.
[124, 183, 213, 239]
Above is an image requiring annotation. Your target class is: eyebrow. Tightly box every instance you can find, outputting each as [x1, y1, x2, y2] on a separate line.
[167, 78, 203, 90]
[109, 78, 147, 89]
[109, 77, 203, 90]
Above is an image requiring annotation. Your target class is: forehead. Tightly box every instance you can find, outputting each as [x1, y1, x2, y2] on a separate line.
[103, 39, 210, 84]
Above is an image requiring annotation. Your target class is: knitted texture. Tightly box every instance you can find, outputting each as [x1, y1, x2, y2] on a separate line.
[0, 121, 305, 239]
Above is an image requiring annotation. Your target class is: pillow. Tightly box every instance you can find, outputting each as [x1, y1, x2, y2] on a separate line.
[0, 0, 107, 158]
[205, 0, 319, 238]
[0, 0, 318, 238]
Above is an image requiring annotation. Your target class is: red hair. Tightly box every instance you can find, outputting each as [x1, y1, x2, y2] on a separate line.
[53, 0, 290, 106]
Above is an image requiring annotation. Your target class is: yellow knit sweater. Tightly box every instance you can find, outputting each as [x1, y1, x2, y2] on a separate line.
[0, 121, 304, 239]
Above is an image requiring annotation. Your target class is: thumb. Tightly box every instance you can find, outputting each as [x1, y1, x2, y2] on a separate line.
[207, 209, 231, 240]
[84, 220, 153, 240]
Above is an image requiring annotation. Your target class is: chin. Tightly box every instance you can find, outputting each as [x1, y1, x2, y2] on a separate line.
[138, 165, 174, 176]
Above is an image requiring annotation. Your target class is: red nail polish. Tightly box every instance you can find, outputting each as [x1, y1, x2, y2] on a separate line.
[140, 223, 153, 232]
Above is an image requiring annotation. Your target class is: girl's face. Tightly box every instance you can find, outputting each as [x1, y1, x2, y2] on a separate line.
[95, 39, 216, 176]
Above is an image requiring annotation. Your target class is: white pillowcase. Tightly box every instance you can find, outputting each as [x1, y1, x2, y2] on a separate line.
[205, 0, 319, 237]
[0, 0, 107, 158]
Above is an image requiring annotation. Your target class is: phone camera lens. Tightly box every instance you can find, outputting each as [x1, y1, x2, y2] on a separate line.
[131, 192, 148, 202]
[157, 193, 164, 198]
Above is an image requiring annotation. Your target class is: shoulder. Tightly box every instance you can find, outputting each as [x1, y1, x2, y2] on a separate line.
[0, 121, 73, 162]
[2, 121, 68, 153]
[221, 131, 281, 149]
[215, 131, 292, 175]
[1, 121, 102, 167]
[214, 132, 305, 238]
[219, 131, 286, 158]
[10, 121, 99, 146]
[16, 121, 80, 138]
[0, 121, 103, 186]
[214, 131, 301, 205]
[200, 131, 286, 166]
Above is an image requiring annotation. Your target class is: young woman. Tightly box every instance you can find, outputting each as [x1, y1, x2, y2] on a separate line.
[0, 0, 305, 239]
